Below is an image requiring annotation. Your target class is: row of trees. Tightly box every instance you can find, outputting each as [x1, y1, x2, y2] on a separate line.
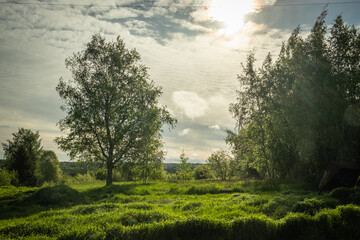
[94, 150, 235, 182]
[1, 128, 62, 186]
[227, 11, 360, 182]
[5, 12, 358, 186]
[0, 132, 233, 185]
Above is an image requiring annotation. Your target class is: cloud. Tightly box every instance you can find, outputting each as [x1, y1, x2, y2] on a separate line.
[192, 153, 199, 157]
[100, 8, 138, 20]
[178, 128, 191, 136]
[209, 124, 220, 130]
[2, 0, 358, 163]
[172, 91, 208, 119]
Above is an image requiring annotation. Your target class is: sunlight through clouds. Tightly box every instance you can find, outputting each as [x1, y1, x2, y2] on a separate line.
[1, 0, 358, 162]
[191, 0, 277, 36]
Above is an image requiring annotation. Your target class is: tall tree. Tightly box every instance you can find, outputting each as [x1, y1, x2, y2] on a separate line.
[228, 11, 360, 181]
[2, 128, 42, 186]
[176, 150, 192, 182]
[56, 34, 176, 186]
[35, 150, 62, 186]
[135, 138, 166, 183]
[207, 150, 234, 181]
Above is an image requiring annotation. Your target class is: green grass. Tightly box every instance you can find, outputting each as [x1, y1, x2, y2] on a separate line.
[1, 180, 360, 239]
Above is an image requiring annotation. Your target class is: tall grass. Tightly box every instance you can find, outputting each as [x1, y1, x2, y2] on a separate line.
[1, 180, 359, 239]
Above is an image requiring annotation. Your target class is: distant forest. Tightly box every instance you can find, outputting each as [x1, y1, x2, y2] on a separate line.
[0, 158, 201, 177]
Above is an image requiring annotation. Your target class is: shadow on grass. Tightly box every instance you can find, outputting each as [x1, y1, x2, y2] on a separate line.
[83, 182, 144, 201]
[0, 185, 87, 220]
[0, 182, 146, 220]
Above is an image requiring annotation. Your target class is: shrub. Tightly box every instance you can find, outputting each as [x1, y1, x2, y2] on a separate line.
[0, 169, 18, 186]
[63, 172, 97, 185]
[166, 173, 178, 183]
[35, 150, 62, 186]
[194, 165, 214, 180]
[330, 187, 353, 201]
[95, 168, 107, 180]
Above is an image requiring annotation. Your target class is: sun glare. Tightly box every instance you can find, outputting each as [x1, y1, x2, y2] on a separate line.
[209, 0, 256, 35]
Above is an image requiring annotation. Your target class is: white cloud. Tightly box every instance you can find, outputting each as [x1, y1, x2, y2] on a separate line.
[178, 128, 191, 136]
[1, 0, 347, 163]
[100, 8, 138, 20]
[192, 153, 199, 157]
[172, 91, 208, 119]
[209, 124, 220, 130]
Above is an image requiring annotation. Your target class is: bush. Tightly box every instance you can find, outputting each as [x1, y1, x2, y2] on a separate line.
[35, 150, 62, 186]
[0, 169, 18, 186]
[63, 172, 97, 185]
[166, 173, 179, 183]
[194, 165, 214, 180]
[330, 187, 353, 201]
[95, 168, 107, 180]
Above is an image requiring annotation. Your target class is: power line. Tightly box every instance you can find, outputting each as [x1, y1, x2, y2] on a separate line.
[0, 1, 360, 8]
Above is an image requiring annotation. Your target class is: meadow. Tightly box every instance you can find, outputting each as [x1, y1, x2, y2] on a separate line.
[1, 180, 360, 240]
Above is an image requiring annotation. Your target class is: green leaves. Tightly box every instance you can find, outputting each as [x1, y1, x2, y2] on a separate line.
[228, 11, 360, 181]
[2, 128, 42, 187]
[56, 34, 176, 185]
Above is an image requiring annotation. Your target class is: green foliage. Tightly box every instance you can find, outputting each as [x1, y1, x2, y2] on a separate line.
[193, 164, 214, 180]
[2, 128, 42, 186]
[35, 150, 62, 186]
[228, 12, 360, 181]
[134, 142, 167, 183]
[207, 150, 234, 180]
[63, 172, 99, 185]
[95, 168, 107, 180]
[0, 169, 18, 186]
[176, 151, 193, 182]
[292, 198, 336, 216]
[59, 162, 88, 176]
[1, 180, 360, 239]
[56, 34, 176, 186]
[329, 187, 360, 203]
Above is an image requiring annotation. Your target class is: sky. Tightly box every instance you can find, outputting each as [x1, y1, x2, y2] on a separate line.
[0, 0, 360, 163]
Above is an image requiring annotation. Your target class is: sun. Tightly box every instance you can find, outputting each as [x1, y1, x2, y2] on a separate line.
[209, 0, 256, 35]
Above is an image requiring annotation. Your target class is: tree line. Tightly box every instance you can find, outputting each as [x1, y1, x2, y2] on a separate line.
[1, 128, 62, 186]
[1, 11, 359, 187]
[227, 11, 360, 182]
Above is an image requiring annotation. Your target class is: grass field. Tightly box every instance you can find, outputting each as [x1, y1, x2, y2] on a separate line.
[1, 180, 360, 239]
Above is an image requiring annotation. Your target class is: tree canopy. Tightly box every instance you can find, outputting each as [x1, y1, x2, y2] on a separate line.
[56, 34, 176, 185]
[35, 150, 62, 185]
[207, 150, 234, 181]
[228, 11, 360, 182]
[2, 128, 42, 186]
[176, 151, 193, 182]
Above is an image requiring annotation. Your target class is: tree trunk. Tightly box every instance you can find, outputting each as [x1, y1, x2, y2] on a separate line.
[106, 161, 113, 186]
